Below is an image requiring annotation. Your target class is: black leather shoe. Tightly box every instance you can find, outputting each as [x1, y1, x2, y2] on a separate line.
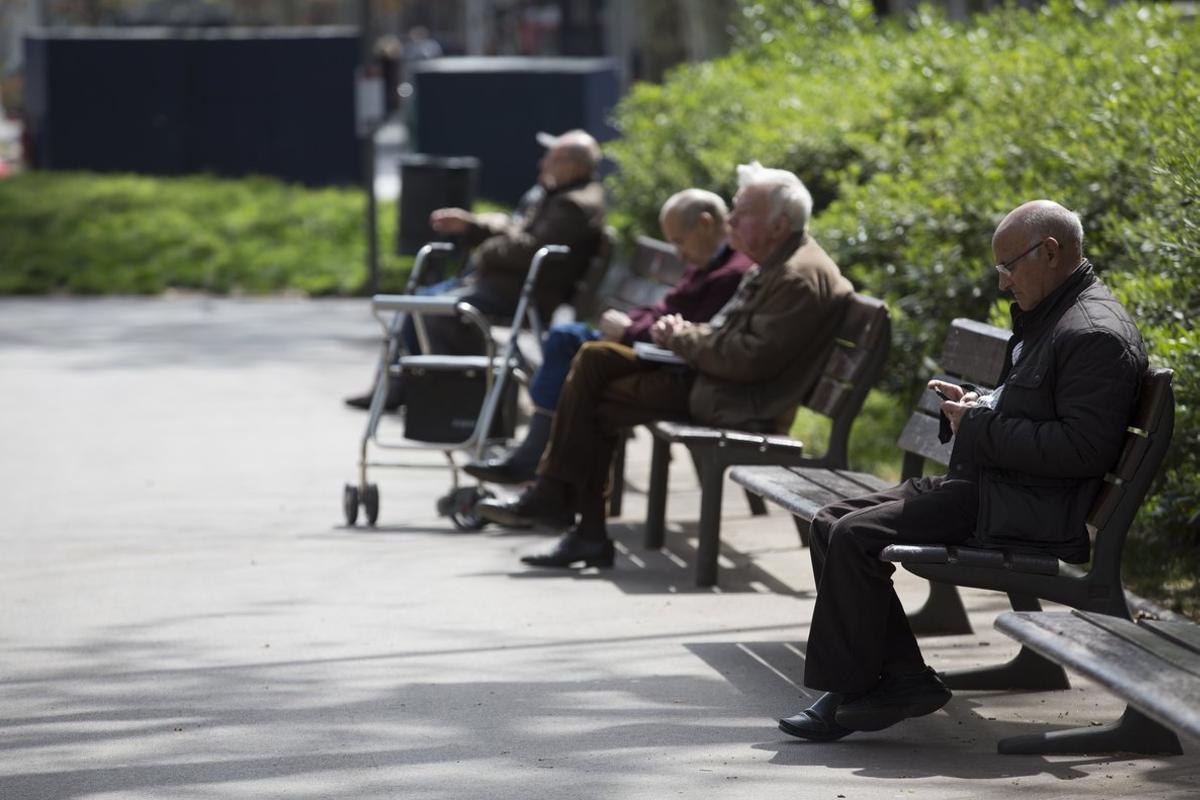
[779, 708, 854, 742]
[520, 531, 614, 568]
[344, 391, 403, 411]
[476, 482, 573, 530]
[779, 691, 853, 741]
[463, 455, 537, 485]
[834, 667, 951, 732]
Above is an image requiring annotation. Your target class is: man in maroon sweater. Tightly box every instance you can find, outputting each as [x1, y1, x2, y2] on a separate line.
[464, 188, 753, 484]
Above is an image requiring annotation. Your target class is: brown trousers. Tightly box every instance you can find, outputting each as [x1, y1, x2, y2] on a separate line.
[537, 341, 694, 522]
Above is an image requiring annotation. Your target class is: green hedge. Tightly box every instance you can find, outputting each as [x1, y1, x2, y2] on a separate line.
[608, 0, 1199, 609]
[0, 172, 415, 295]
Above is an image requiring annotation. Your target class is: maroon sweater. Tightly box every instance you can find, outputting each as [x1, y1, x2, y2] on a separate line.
[623, 243, 754, 344]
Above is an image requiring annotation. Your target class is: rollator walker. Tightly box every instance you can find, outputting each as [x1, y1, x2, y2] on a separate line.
[343, 243, 568, 530]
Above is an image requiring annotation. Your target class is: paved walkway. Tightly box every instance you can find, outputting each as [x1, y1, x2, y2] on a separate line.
[2, 297, 1197, 799]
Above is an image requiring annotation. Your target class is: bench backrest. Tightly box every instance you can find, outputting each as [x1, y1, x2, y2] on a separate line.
[600, 236, 685, 311]
[897, 318, 1011, 480]
[802, 293, 891, 469]
[1089, 368, 1175, 577]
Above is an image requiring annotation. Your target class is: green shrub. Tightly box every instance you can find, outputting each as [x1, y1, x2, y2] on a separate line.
[608, 0, 1200, 610]
[0, 172, 415, 295]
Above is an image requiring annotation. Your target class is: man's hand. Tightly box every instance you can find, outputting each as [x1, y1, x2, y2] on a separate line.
[651, 313, 688, 348]
[429, 208, 474, 235]
[598, 309, 632, 342]
[928, 379, 981, 435]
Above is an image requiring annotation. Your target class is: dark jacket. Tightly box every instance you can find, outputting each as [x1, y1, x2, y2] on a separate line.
[951, 263, 1147, 562]
[670, 233, 853, 432]
[622, 242, 754, 344]
[464, 179, 606, 321]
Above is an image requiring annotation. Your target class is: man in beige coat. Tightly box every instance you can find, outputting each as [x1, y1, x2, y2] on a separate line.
[479, 162, 853, 568]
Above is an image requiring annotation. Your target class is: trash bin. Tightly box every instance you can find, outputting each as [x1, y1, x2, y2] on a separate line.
[397, 153, 481, 256]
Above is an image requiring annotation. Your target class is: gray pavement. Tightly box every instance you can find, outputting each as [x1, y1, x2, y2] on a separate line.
[2, 297, 1198, 799]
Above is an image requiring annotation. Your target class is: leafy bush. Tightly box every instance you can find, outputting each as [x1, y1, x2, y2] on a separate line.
[0, 172, 415, 295]
[608, 0, 1200, 609]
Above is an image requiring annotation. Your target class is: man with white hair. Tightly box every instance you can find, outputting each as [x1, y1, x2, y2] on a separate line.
[346, 129, 606, 410]
[779, 199, 1148, 742]
[478, 162, 853, 568]
[462, 187, 752, 485]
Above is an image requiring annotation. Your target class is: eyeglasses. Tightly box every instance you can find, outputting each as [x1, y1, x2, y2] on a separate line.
[994, 239, 1044, 277]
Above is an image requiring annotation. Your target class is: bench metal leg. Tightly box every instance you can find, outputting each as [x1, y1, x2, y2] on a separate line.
[695, 454, 725, 587]
[942, 593, 1069, 691]
[608, 433, 626, 518]
[745, 489, 768, 517]
[792, 514, 811, 548]
[998, 705, 1183, 756]
[942, 643, 1071, 691]
[908, 581, 974, 637]
[643, 435, 671, 550]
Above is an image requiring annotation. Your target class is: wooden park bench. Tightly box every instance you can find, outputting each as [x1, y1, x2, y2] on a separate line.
[994, 608, 1196, 755]
[634, 293, 891, 587]
[594, 234, 687, 314]
[878, 366, 1175, 692]
[730, 317, 1008, 634]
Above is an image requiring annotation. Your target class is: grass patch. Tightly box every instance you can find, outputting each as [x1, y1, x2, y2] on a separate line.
[0, 171, 420, 295]
[789, 388, 911, 483]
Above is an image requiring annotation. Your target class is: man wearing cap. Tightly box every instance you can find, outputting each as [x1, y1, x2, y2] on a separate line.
[346, 129, 606, 410]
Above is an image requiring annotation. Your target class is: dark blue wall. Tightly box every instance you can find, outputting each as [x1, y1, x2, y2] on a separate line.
[24, 29, 360, 186]
[413, 57, 618, 205]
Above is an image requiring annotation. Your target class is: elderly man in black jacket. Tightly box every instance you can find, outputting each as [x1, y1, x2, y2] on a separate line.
[779, 200, 1148, 742]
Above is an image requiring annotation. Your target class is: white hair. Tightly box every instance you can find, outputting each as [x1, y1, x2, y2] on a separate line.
[736, 161, 813, 233]
[659, 188, 728, 229]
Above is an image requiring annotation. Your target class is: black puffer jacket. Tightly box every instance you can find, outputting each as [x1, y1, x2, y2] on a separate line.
[949, 263, 1147, 563]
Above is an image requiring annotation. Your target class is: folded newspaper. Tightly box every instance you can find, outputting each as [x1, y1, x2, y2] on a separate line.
[633, 341, 686, 366]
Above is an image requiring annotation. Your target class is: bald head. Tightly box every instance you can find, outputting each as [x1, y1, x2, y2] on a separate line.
[994, 200, 1084, 265]
[992, 200, 1085, 311]
[658, 188, 730, 267]
[659, 188, 728, 230]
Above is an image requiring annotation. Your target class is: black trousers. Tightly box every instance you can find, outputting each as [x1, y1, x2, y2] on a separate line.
[803, 475, 978, 694]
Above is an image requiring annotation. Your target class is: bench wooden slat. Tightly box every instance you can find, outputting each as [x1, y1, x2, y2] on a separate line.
[997, 611, 1200, 740]
[822, 341, 867, 384]
[1079, 612, 1200, 678]
[787, 466, 891, 501]
[1143, 620, 1200, 655]
[651, 420, 803, 451]
[729, 467, 848, 519]
[805, 375, 852, 419]
[939, 318, 1010, 384]
[895, 412, 952, 465]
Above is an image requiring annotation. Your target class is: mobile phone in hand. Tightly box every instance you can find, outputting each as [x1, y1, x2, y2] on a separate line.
[931, 385, 951, 402]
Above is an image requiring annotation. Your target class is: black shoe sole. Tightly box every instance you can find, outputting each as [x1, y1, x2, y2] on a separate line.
[520, 552, 614, 568]
[462, 463, 537, 485]
[476, 502, 571, 531]
[834, 690, 951, 732]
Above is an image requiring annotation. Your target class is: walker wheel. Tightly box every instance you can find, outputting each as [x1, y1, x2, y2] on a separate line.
[363, 484, 380, 526]
[442, 486, 493, 531]
[343, 484, 360, 526]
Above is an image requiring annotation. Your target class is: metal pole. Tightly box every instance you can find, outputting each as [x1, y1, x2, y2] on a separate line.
[360, 0, 380, 295]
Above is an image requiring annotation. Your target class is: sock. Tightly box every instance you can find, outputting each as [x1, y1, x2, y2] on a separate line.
[573, 481, 608, 543]
[808, 692, 844, 718]
[508, 409, 553, 471]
